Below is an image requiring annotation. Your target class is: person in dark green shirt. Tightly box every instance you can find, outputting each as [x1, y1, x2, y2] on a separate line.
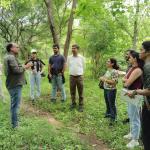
[4, 43, 32, 128]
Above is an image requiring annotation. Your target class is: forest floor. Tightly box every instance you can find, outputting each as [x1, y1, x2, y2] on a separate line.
[0, 68, 143, 149]
[21, 101, 110, 150]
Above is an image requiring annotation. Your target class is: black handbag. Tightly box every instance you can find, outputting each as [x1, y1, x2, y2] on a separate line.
[98, 80, 104, 89]
[41, 72, 46, 77]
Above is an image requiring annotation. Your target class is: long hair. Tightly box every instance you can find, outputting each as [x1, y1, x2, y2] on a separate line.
[110, 58, 119, 70]
[129, 50, 144, 69]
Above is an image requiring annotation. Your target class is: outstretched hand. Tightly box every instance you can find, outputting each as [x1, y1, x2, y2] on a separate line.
[23, 62, 33, 69]
[124, 90, 135, 99]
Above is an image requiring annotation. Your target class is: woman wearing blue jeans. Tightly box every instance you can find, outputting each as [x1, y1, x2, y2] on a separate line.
[100, 58, 119, 125]
[123, 50, 143, 149]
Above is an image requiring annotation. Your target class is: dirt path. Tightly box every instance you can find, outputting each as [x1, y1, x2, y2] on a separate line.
[21, 102, 110, 150]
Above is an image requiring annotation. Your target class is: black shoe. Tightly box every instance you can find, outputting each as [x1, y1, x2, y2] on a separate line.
[70, 104, 76, 110]
[32, 99, 35, 105]
[78, 105, 83, 112]
[51, 99, 56, 103]
[104, 114, 111, 118]
[61, 99, 65, 103]
[122, 118, 129, 124]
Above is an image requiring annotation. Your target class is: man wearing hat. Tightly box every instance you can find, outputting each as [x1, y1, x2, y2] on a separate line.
[26, 49, 45, 103]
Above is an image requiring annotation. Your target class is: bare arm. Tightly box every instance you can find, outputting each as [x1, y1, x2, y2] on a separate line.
[124, 68, 142, 87]
[62, 63, 66, 73]
[136, 89, 150, 96]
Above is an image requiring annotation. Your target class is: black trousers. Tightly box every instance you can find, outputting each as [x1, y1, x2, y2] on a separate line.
[142, 104, 150, 150]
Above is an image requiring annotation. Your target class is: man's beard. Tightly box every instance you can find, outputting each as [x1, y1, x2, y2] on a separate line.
[54, 51, 58, 55]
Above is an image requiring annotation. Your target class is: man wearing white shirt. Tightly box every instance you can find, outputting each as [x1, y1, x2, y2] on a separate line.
[67, 44, 85, 112]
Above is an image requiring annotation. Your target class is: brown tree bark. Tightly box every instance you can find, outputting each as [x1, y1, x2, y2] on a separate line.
[44, 0, 59, 44]
[64, 0, 77, 59]
[132, 0, 140, 49]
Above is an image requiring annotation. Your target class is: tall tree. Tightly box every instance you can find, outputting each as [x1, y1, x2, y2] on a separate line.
[44, 0, 59, 44]
[63, 0, 77, 58]
[44, 0, 77, 58]
[110, 0, 141, 49]
[0, 0, 49, 58]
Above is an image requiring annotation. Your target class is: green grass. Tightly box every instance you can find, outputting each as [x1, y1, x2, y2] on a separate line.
[0, 65, 143, 150]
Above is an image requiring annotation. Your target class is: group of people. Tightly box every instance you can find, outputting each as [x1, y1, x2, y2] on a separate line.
[1, 40, 150, 150]
[99, 41, 150, 149]
[2, 43, 85, 128]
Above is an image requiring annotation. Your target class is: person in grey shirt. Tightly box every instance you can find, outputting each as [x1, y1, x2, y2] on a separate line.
[4, 43, 32, 128]
[127, 41, 150, 150]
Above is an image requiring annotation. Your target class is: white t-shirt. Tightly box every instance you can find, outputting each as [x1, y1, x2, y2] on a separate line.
[67, 54, 85, 76]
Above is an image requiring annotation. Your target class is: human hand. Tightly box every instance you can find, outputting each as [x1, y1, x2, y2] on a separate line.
[48, 73, 52, 78]
[23, 62, 33, 69]
[100, 76, 106, 82]
[124, 90, 135, 99]
[122, 78, 127, 83]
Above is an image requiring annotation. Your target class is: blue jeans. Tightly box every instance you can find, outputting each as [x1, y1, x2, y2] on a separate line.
[51, 75, 66, 101]
[29, 72, 41, 100]
[8, 85, 22, 128]
[104, 89, 117, 120]
[128, 103, 141, 140]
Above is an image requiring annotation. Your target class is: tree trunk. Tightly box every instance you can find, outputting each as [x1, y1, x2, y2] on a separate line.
[64, 0, 77, 59]
[44, 0, 59, 44]
[132, 0, 140, 49]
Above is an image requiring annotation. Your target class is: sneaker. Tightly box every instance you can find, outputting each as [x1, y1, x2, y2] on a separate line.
[32, 99, 35, 105]
[78, 105, 83, 112]
[61, 99, 65, 103]
[126, 140, 139, 149]
[124, 133, 132, 140]
[70, 104, 76, 110]
[51, 99, 56, 103]
[104, 114, 111, 118]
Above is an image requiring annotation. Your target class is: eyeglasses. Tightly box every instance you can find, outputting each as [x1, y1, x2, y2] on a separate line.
[13, 46, 19, 48]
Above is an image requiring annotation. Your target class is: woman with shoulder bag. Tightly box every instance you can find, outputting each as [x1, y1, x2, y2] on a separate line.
[100, 58, 119, 125]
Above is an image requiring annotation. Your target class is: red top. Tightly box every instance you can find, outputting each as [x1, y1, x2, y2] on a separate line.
[126, 67, 143, 90]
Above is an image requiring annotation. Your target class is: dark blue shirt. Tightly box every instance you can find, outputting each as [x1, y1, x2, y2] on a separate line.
[49, 54, 65, 75]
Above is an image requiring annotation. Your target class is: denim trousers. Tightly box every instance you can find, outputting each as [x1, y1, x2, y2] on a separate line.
[29, 72, 41, 100]
[8, 85, 22, 128]
[128, 103, 141, 140]
[104, 89, 117, 120]
[51, 75, 66, 101]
